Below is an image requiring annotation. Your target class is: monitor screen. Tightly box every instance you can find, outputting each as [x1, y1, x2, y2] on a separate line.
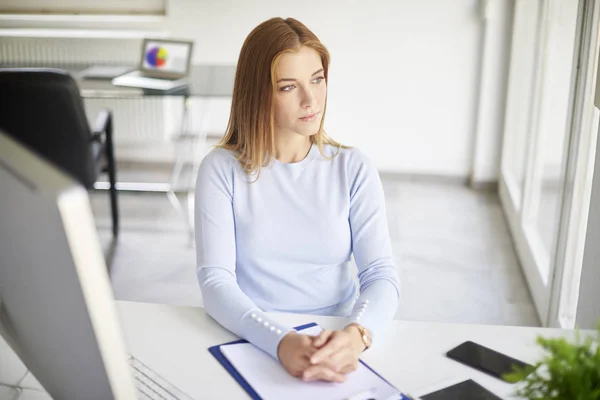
[141, 40, 192, 74]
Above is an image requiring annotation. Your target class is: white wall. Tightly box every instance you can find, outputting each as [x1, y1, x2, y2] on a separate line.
[471, 0, 514, 184]
[162, 0, 485, 177]
[1, 0, 516, 180]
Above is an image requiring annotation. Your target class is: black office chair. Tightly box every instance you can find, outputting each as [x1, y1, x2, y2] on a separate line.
[0, 68, 119, 238]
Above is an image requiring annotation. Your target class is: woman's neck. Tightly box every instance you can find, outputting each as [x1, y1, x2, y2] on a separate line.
[274, 134, 312, 164]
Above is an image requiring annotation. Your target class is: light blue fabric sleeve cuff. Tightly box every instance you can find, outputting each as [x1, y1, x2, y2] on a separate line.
[344, 280, 399, 341]
[239, 309, 295, 360]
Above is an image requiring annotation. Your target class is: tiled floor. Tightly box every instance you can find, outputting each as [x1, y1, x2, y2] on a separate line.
[385, 181, 539, 326]
[90, 170, 540, 328]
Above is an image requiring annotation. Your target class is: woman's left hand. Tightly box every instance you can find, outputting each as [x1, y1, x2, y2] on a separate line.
[302, 326, 366, 381]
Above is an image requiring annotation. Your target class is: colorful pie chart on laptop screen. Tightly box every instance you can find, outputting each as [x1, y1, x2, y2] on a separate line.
[145, 46, 168, 68]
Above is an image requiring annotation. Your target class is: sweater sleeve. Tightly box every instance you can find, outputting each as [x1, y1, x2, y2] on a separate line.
[194, 150, 293, 359]
[344, 150, 400, 341]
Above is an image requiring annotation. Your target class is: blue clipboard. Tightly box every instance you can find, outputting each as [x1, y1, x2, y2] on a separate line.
[208, 322, 411, 400]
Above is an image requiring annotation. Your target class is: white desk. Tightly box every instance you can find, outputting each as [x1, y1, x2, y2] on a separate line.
[115, 300, 588, 399]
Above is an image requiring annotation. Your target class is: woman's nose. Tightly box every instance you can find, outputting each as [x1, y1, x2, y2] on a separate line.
[300, 87, 316, 109]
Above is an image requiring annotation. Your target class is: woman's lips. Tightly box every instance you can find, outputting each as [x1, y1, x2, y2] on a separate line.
[299, 112, 319, 122]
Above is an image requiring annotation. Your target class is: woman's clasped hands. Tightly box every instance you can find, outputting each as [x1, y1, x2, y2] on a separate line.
[276, 325, 367, 382]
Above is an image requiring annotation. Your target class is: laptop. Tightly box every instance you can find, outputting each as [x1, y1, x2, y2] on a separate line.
[112, 38, 194, 91]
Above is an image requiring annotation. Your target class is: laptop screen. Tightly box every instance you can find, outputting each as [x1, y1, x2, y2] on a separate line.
[141, 40, 192, 75]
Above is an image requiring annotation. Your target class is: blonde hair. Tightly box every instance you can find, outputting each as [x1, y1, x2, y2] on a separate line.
[217, 17, 346, 177]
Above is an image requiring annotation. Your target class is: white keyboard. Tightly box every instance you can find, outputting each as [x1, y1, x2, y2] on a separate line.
[112, 71, 188, 91]
[129, 355, 193, 400]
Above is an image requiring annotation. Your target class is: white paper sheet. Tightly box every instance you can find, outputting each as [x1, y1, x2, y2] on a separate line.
[221, 325, 402, 400]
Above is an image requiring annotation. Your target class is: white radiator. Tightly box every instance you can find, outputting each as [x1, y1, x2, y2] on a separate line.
[0, 36, 140, 65]
[84, 98, 171, 143]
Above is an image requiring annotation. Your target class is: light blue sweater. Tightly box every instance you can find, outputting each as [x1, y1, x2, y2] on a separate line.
[194, 143, 400, 359]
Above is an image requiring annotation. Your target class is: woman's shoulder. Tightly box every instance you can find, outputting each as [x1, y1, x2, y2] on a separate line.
[196, 147, 243, 189]
[200, 146, 239, 169]
[321, 144, 372, 168]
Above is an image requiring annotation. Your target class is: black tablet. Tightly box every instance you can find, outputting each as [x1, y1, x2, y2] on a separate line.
[420, 379, 502, 400]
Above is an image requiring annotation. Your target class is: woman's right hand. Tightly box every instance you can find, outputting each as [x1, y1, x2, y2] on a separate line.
[277, 331, 346, 382]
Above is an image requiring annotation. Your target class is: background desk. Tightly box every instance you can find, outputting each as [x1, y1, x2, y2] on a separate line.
[0, 63, 235, 98]
[115, 301, 588, 400]
[0, 63, 235, 240]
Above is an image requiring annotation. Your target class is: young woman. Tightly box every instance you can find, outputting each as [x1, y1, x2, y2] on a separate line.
[195, 17, 399, 383]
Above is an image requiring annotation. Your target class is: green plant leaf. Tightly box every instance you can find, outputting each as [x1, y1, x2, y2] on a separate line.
[506, 318, 600, 400]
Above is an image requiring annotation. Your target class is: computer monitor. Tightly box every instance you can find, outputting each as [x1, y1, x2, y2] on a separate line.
[0, 131, 138, 399]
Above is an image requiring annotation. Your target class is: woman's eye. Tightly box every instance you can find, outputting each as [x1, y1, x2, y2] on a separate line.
[279, 77, 324, 92]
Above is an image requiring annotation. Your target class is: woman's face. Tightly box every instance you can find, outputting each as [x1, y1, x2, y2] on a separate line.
[273, 46, 327, 139]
